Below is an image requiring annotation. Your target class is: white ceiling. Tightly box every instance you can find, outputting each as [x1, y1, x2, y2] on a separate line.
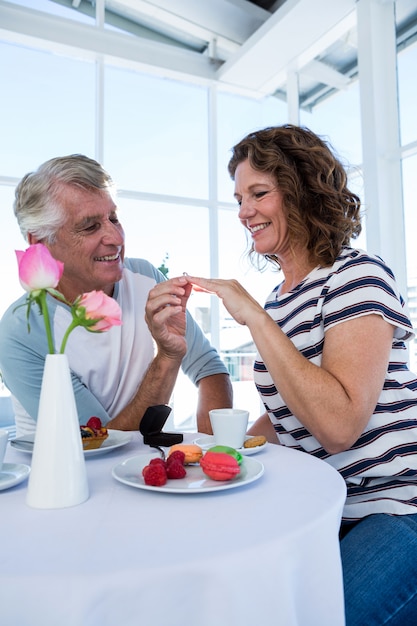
[2, 0, 417, 109]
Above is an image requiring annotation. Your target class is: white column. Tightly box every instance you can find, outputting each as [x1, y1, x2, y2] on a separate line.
[95, 0, 105, 163]
[95, 61, 104, 163]
[208, 84, 220, 349]
[356, 0, 407, 298]
[286, 69, 300, 125]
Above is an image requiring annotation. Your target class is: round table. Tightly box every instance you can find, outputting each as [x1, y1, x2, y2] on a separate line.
[0, 431, 346, 626]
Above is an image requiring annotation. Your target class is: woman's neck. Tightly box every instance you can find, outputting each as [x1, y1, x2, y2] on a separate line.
[277, 254, 317, 296]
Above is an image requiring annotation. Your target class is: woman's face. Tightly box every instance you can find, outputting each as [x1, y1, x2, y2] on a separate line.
[234, 159, 290, 259]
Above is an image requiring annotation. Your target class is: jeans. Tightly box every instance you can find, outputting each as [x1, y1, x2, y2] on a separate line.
[340, 513, 417, 625]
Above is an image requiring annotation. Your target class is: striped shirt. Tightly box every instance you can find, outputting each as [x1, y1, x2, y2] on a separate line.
[254, 247, 417, 521]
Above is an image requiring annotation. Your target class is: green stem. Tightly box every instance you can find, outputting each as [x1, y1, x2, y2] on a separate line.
[39, 291, 55, 354]
[59, 319, 78, 354]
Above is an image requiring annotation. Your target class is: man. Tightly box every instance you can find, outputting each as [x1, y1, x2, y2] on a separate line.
[0, 154, 232, 436]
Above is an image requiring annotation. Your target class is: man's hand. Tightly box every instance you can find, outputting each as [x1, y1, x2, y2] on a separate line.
[145, 276, 192, 360]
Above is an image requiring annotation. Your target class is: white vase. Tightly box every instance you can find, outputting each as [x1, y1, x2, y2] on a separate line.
[26, 353, 89, 509]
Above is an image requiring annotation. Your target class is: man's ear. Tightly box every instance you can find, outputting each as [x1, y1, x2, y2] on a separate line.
[27, 233, 40, 245]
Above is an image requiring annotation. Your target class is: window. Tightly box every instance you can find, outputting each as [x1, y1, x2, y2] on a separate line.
[0, 187, 26, 317]
[217, 91, 288, 203]
[104, 68, 209, 198]
[0, 42, 95, 177]
[398, 40, 417, 145]
[118, 197, 210, 280]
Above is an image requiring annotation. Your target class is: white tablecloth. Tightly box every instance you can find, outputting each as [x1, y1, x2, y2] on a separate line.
[1, 432, 346, 626]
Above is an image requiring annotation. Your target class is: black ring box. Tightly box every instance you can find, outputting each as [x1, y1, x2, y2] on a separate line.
[139, 405, 183, 447]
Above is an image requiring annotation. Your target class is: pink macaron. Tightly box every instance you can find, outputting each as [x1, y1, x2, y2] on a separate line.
[200, 451, 241, 481]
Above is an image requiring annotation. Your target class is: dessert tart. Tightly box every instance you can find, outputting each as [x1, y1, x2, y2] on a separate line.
[80, 416, 108, 450]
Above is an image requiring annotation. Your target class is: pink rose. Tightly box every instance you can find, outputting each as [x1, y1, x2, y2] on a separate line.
[15, 244, 122, 354]
[78, 290, 122, 331]
[16, 244, 64, 293]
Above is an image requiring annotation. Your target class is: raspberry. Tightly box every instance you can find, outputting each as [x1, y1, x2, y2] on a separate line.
[149, 458, 166, 469]
[142, 463, 167, 486]
[86, 416, 102, 430]
[167, 450, 185, 466]
[166, 460, 187, 479]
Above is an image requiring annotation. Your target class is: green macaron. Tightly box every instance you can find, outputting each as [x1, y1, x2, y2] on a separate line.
[207, 445, 243, 465]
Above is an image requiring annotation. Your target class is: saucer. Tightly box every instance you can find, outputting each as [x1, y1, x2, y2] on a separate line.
[0, 463, 30, 491]
[11, 430, 132, 457]
[193, 435, 266, 456]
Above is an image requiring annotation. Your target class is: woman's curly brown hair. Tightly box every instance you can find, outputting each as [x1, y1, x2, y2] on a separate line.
[228, 124, 362, 268]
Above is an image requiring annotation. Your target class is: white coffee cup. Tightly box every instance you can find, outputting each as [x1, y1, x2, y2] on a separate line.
[0, 429, 9, 473]
[209, 408, 249, 449]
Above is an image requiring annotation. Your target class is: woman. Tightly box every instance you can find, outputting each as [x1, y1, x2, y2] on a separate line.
[186, 125, 417, 625]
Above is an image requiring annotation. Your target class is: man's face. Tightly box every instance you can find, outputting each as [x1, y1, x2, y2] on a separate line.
[43, 185, 125, 300]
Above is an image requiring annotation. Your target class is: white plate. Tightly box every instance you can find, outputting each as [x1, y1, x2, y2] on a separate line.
[112, 453, 264, 494]
[0, 463, 30, 491]
[10, 430, 132, 457]
[193, 435, 267, 456]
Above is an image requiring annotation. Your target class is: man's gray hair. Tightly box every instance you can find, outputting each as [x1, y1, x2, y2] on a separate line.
[14, 154, 116, 243]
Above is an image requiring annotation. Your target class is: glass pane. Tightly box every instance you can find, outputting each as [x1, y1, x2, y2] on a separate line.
[403, 155, 417, 371]
[0, 41, 95, 177]
[404, 155, 417, 277]
[300, 81, 362, 167]
[0, 185, 20, 420]
[217, 92, 288, 203]
[301, 83, 367, 249]
[347, 170, 367, 250]
[0, 186, 27, 318]
[117, 197, 211, 430]
[117, 198, 209, 278]
[398, 41, 417, 146]
[6, 0, 86, 19]
[104, 69, 209, 198]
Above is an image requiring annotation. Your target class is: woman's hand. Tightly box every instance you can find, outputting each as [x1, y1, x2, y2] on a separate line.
[185, 275, 265, 326]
